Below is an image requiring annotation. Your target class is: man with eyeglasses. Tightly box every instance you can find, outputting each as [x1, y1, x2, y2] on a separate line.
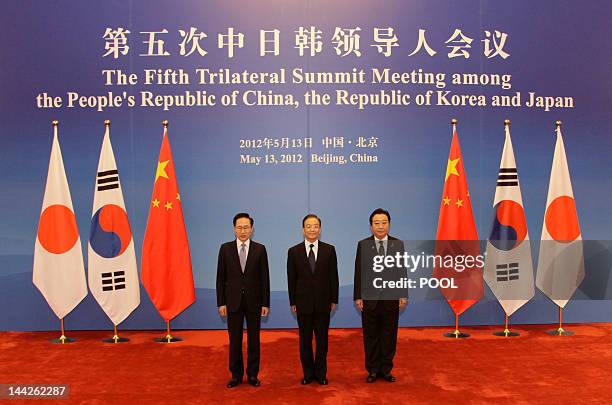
[216, 213, 270, 388]
[287, 214, 339, 386]
[354, 208, 407, 383]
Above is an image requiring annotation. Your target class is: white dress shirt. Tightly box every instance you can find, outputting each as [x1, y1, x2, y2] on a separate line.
[304, 239, 319, 261]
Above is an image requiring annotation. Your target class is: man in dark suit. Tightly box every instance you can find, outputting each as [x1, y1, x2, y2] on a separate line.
[216, 213, 270, 388]
[287, 214, 339, 385]
[354, 208, 407, 383]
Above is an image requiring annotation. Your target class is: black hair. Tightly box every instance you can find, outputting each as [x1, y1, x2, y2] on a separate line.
[233, 212, 254, 226]
[369, 208, 391, 225]
[302, 214, 321, 227]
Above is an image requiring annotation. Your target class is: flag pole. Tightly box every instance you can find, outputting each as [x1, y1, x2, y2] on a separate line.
[102, 323, 130, 343]
[547, 305, 574, 336]
[444, 313, 470, 338]
[154, 319, 182, 343]
[52, 317, 75, 344]
[493, 313, 520, 337]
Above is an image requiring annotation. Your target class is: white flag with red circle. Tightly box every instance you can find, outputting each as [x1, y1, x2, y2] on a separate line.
[33, 126, 87, 319]
[536, 126, 585, 308]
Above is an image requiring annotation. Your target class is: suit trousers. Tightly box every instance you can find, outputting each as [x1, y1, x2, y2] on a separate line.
[226, 294, 261, 379]
[361, 301, 399, 375]
[297, 310, 330, 380]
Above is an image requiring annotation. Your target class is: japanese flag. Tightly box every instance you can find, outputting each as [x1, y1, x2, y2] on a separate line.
[33, 125, 87, 319]
[536, 125, 584, 308]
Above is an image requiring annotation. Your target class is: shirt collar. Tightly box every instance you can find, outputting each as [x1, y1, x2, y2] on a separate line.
[304, 239, 319, 249]
[374, 235, 388, 242]
[236, 239, 250, 249]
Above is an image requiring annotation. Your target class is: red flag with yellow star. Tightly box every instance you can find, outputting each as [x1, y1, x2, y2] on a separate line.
[434, 123, 483, 316]
[141, 128, 195, 321]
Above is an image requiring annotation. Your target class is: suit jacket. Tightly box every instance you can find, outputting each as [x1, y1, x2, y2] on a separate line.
[353, 235, 407, 310]
[216, 240, 270, 313]
[287, 241, 339, 314]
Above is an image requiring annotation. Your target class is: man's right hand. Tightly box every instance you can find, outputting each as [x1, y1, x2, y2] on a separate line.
[218, 305, 227, 317]
[355, 299, 363, 311]
[291, 305, 297, 313]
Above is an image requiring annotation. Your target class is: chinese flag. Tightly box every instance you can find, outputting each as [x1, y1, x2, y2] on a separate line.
[434, 123, 483, 316]
[141, 127, 195, 321]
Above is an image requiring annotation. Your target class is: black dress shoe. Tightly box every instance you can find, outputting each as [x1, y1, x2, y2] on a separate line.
[382, 373, 396, 383]
[301, 377, 313, 385]
[317, 378, 328, 385]
[226, 378, 241, 388]
[366, 373, 377, 383]
[247, 377, 261, 387]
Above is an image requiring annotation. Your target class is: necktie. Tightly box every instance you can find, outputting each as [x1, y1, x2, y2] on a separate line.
[240, 243, 246, 273]
[378, 240, 385, 256]
[308, 244, 316, 273]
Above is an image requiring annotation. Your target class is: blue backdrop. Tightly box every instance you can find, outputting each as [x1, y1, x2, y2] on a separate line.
[1, 0, 611, 331]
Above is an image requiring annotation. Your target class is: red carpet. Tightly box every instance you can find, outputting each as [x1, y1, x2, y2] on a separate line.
[1, 324, 612, 404]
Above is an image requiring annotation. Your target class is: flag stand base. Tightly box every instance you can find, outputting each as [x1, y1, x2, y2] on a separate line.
[547, 308, 573, 335]
[103, 335, 130, 343]
[546, 328, 573, 336]
[52, 320, 74, 343]
[443, 329, 470, 339]
[51, 335, 75, 344]
[444, 315, 469, 338]
[493, 329, 520, 337]
[154, 321, 182, 343]
[494, 318, 519, 337]
[154, 334, 182, 343]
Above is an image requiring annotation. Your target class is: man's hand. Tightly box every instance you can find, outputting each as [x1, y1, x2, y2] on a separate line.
[355, 299, 363, 311]
[261, 306, 269, 317]
[399, 298, 408, 309]
[291, 305, 297, 313]
[218, 305, 227, 317]
[330, 303, 337, 312]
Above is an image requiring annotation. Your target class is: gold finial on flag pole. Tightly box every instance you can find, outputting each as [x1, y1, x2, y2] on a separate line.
[104, 120, 110, 128]
[162, 120, 169, 129]
[555, 120, 562, 129]
[52, 120, 59, 128]
[504, 119, 511, 127]
[451, 118, 457, 125]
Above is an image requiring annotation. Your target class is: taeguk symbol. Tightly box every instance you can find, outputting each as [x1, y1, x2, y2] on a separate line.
[89, 204, 132, 258]
[489, 200, 527, 251]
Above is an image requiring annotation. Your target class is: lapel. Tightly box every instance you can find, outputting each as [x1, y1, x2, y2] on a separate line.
[368, 235, 377, 255]
[243, 241, 255, 274]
